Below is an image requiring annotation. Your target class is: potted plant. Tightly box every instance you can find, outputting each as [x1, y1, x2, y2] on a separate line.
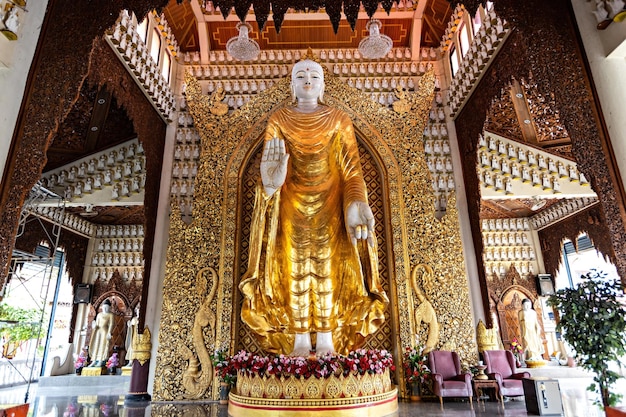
[547, 270, 626, 409]
[213, 349, 237, 404]
[402, 345, 431, 401]
[105, 352, 120, 375]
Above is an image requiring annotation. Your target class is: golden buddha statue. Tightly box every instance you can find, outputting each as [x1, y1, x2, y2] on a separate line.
[88, 299, 115, 367]
[239, 59, 388, 356]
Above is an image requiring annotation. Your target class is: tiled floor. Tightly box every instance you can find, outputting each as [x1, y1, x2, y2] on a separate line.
[0, 368, 618, 417]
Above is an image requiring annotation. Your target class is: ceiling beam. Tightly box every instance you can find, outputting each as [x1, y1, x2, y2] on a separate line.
[410, 0, 428, 60]
[84, 88, 112, 153]
[190, 0, 211, 62]
[509, 79, 538, 144]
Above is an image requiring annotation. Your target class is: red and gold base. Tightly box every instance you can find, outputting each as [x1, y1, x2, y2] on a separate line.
[228, 388, 398, 417]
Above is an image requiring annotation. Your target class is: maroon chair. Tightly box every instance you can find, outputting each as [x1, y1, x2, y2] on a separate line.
[428, 350, 473, 409]
[483, 350, 530, 401]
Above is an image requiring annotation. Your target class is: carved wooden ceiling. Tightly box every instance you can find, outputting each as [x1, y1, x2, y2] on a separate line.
[479, 74, 577, 219]
[164, 0, 453, 52]
[484, 78, 573, 161]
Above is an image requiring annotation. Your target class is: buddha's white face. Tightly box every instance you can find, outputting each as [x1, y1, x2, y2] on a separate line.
[292, 68, 324, 101]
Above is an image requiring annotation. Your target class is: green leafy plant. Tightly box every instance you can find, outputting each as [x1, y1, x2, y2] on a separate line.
[547, 270, 626, 408]
[0, 304, 44, 344]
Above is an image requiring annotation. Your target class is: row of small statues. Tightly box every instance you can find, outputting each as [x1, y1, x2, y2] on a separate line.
[0, 2, 21, 41]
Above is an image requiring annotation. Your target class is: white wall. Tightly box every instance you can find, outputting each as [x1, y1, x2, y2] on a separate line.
[571, 0, 626, 189]
[0, 1, 49, 179]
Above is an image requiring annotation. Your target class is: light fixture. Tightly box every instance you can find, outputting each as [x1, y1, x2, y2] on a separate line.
[226, 22, 260, 61]
[358, 19, 393, 59]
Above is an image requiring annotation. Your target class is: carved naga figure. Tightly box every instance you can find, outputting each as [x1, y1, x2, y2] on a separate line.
[410, 263, 440, 353]
[181, 267, 219, 399]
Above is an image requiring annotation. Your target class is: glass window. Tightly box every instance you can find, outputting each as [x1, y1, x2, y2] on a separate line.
[473, 10, 482, 34]
[162, 51, 171, 83]
[150, 28, 161, 64]
[449, 45, 459, 77]
[556, 234, 620, 290]
[137, 17, 148, 43]
[459, 23, 470, 57]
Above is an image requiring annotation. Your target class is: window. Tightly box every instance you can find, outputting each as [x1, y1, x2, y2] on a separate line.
[459, 23, 470, 57]
[449, 45, 459, 77]
[557, 234, 619, 290]
[472, 10, 482, 35]
[150, 28, 161, 64]
[162, 51, 171, 83]
[137, 17, 148, 44]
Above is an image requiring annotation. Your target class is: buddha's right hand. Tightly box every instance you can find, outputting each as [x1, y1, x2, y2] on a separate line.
[261, 137, 289, 196]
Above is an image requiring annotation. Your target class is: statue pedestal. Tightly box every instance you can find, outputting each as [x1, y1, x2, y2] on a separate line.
[229, 368, 397, 417]
[228, 389, 398, 417]
[81, 366, 106, 376]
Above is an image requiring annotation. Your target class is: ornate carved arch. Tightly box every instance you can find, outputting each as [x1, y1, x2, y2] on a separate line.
[491, 284, 546, 358]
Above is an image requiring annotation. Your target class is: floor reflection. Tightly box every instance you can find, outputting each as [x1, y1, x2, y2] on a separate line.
[26, 393, 533, 417]
[1, 379, 613, 417]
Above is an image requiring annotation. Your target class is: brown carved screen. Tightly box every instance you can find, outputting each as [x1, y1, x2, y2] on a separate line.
[234, 137, 394, 354]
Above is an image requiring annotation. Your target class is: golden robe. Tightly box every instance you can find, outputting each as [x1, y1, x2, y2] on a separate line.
[239, 105, 389, 355]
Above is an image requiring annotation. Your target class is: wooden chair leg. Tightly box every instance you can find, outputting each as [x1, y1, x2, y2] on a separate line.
[439, 396, 443, 410]
[469, 396, 474, 410]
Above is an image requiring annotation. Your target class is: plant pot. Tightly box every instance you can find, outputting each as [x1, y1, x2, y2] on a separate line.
[219, 382, 231, 404]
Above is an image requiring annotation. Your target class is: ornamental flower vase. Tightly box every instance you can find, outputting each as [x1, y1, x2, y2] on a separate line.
[219, 382, 231, 404]
[409, 381, 421, 401]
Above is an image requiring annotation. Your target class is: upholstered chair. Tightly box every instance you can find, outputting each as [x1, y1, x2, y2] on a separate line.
[428, 350, 473, 409]
[483, 349, 530, 401]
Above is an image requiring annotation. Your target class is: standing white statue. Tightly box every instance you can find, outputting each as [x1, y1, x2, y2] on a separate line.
[518, 298, 544, 360]
[89, 299, 115, 367]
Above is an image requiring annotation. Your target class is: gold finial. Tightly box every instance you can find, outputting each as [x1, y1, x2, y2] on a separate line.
[298, 47, 323, 65]
[303, 47, 316, 60]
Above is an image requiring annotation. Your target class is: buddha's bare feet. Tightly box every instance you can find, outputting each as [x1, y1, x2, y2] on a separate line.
[315, 331, 335, 357]
[290, 332, 312, 357]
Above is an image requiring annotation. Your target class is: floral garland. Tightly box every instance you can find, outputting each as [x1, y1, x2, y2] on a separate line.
[215, 349, 395, 383]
